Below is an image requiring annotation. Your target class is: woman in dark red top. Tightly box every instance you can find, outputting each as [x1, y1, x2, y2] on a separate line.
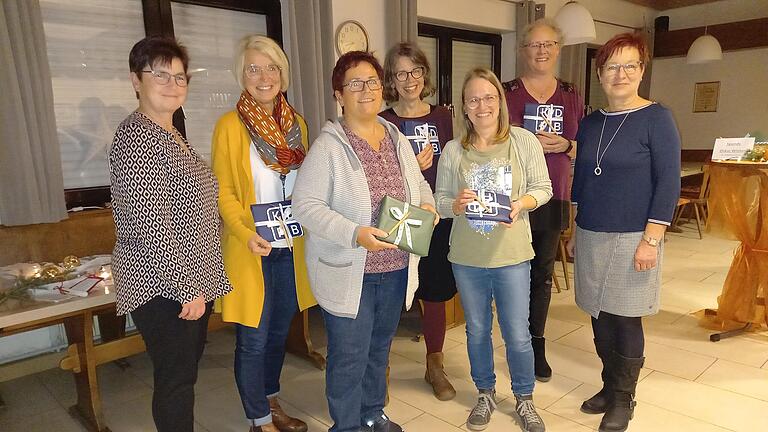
[503, 18, 584, 382]
[380, 42, 457, 401]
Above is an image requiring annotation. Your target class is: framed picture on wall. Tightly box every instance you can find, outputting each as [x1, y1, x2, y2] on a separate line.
[693, 81, 720, 113]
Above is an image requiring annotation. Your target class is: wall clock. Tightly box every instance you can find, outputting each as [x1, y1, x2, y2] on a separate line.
[335, 20, 369, 55]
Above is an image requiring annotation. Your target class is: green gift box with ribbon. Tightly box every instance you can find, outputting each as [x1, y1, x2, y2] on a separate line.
[375, 196, 436, 256]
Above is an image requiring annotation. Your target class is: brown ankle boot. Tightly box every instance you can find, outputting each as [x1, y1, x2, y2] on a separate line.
[268, 398, 308, 432]
[425, 352, 456, 401]
[384, 364, 391, 406]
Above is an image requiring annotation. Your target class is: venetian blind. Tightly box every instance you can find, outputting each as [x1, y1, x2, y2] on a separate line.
[40, 0, 145, 189]
[451, 41, 494, 133]
[171, 2, 267, 162]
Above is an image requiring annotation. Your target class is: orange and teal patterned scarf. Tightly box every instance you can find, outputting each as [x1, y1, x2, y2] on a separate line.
[237, 91, 306, 175]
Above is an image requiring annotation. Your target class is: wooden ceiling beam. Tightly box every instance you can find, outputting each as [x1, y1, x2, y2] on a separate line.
[653, 17, 768, 58]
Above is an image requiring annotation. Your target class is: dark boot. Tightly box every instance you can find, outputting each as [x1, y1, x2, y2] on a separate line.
[581, 338, 614, 414]
[269, 397, 308, 432]
[531, 336, 552, 382]
[599, 353, 644, 432]
[425, 352, 456, 400]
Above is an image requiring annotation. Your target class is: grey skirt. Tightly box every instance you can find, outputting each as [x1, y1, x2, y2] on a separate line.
[574, 226, 663, 318]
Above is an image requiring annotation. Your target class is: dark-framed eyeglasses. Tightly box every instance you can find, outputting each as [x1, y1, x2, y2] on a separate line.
[245, 64, 281, 78]
[343, 78, 382, 92]
[523, 40, 558, 50]
[394, 66, 425, 82]
[465, 94, 499, 110]
[602, 61, 643, 76]
[141, 70, 189, 87]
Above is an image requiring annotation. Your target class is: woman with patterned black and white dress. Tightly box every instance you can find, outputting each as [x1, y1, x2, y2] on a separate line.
[109, 37, 231, 432]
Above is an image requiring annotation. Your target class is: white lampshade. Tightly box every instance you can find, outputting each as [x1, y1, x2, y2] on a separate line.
[554, 1, 597, 46]
[686, 34, 723, 64]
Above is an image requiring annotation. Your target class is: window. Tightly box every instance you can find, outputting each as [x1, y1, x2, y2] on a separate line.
[39, 0, 282, 208]
[171, 2, 267, 161]
[41, 0, 146, 189]
[418, 24, 502, 132]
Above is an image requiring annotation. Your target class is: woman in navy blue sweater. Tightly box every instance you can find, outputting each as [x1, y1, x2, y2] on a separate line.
[566, 33, 680, 432]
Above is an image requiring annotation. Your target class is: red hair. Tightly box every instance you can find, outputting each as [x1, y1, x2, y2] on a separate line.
[594, 32, 650, 71]
[331, 51, 384, 96]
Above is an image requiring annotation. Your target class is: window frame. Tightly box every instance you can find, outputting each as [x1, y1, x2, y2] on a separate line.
[63, 0, 282, 209]
[417, 23, 502, 107]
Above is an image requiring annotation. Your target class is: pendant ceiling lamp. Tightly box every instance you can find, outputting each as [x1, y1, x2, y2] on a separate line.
[553, 1, 596, 46]
[687, 27, 723, 64]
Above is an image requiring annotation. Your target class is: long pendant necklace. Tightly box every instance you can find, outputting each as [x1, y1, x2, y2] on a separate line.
[594, 112, 630, 176]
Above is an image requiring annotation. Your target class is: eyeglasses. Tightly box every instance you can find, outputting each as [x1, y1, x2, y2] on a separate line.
[394, 66, 425, 82]
[523, 40, 558, 50]
[141, 70, 189, 87]
[245, 64, 281, 78]
[465, 94, 499, 110]
[602, 61, 643, 76]
[342, 78, 382, 92]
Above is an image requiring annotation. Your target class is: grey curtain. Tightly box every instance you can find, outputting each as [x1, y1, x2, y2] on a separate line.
[386, 0, 418, 47]
[283, 0, 337, 142]
[0, 0, 67, 226]
[559, 43, 588, 93]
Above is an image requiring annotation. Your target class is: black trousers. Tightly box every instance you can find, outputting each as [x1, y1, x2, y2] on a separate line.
[131, 296, 213, 432]
[529, 229, 561, 337]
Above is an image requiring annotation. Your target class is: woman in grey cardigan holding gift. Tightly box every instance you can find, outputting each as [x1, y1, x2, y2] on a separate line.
[434, 68, 552, 432]
[292, 51, 436, 432]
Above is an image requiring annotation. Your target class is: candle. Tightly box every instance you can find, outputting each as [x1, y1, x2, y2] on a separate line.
[98, 265, 112, 280]
[30, 264, 42, 278]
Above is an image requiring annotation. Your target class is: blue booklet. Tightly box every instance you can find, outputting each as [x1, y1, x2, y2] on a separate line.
[250, 200, 303, 243]
[522, 103, 564, 135]
[402, 120, 442, 155]
[465, 190, 513, 222]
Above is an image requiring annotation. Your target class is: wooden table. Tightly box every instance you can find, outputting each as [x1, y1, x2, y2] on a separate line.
[1, 284, 122, 431]
[0, 210, 325, 429]
[702, 161, 768, 340]
[0, 283, 324, 431]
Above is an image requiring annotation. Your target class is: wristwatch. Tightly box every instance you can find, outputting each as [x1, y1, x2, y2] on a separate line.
[642, 233, 660, 247]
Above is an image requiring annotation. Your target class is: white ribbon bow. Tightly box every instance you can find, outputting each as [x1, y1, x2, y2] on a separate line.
[388, 203, 423, 249]
[471, 189, 512, 217]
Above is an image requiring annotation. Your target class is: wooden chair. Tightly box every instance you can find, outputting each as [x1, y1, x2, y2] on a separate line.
[553, 206, 574, 293]
[672, 164, 711, 239]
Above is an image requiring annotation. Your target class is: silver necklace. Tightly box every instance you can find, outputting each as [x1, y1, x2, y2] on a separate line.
[594, 112, 630, 176]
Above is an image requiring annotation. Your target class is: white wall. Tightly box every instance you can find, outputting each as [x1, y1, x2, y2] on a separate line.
[418, 0, 516, 32]
[660, 0, 768, 30]
[332, 0, 388, 61]
[650, 48, 768, 149]
[543, 0, 656, 44]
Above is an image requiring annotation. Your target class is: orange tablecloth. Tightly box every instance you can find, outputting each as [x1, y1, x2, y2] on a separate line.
[704, 162, 768, 329]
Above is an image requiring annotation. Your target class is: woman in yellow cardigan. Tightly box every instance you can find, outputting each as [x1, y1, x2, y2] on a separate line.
[211, 34, 315, 432]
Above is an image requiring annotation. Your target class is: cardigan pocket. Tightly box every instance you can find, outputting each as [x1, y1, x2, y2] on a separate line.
[314, 257, 353, 305]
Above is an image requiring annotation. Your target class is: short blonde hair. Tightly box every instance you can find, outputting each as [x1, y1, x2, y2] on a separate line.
[520, 18, 564, 47]
[459, 68, 510, 148]
[234, 34, 290, 92]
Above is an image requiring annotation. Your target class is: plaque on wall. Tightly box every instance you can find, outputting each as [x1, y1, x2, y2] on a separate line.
[693, 81, 720, 113]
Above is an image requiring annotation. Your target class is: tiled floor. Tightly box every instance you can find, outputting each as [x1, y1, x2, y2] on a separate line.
[2, 224, 767, 431]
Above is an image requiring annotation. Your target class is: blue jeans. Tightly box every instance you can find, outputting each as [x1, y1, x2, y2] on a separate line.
[322, 269, 407, 432]
[234, 248, 299, 426]
[452, 261, 535, 396]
